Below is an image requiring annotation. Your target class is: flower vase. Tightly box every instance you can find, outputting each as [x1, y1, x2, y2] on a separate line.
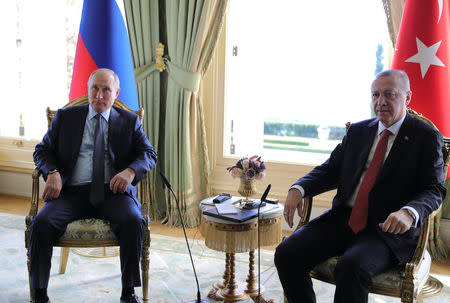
[238, 177, 256, 201]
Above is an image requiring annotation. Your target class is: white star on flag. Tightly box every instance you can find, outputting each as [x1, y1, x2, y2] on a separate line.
[405, 38, 445, 78]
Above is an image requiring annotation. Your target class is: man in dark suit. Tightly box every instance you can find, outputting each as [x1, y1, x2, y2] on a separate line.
[30, 68, 157, 303]
[274, 69, 446, 303]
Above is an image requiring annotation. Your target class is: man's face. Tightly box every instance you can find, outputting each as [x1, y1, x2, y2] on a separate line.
[88, 71, 120, 113]
[371, 75, 411, 127]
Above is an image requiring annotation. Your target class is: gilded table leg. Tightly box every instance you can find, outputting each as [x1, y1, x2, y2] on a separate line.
[208, 253, 231, 301]
[245, 250, 274, 303]
[250, 295, 275, 303]
[216, 253, 249, 302]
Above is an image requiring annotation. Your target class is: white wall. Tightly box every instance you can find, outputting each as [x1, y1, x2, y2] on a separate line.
[0, 170, 45, 198]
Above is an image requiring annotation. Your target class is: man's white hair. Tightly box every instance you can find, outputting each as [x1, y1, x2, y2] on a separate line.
[87, 68, 120, 90]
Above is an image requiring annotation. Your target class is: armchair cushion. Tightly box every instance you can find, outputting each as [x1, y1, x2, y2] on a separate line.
[311, 250, 431, 295]
[59, 219, 117, 241]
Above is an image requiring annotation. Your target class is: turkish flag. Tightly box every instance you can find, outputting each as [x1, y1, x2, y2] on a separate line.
[392, 0, 450, 138]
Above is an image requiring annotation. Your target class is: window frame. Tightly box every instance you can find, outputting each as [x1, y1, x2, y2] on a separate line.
[201, 22, 336, 207]
[0, 137, 38, 173]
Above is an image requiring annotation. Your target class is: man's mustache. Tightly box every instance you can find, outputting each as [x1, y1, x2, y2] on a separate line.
[376, 106, 390, 112]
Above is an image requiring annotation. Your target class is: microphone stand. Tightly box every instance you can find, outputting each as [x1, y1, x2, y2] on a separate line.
[160, 171, 211, 303]
[256, 184, 271, 303]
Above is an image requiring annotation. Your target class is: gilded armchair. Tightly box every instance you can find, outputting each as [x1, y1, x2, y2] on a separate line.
[285, 108, 449, 303]
[25, 95, 151, 303]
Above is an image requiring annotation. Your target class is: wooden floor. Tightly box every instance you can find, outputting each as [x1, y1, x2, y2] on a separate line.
[2, 193, 449, 277]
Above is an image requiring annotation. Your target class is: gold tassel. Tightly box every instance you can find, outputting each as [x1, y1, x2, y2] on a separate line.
[200, 216, 282, 253]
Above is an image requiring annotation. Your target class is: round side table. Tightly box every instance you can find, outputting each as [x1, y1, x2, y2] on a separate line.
[200, 197, 283, 303]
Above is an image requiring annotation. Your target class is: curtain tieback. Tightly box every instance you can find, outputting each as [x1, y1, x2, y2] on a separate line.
[134, 43, 167, 83]
[166, 61, 202, 93]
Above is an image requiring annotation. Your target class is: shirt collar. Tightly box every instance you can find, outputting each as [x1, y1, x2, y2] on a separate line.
[377, 114, 406, 137]
[88, 104, 111, 122]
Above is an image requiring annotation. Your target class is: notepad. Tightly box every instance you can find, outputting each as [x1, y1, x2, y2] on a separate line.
[215, 204, 238, 215]
[203, 207, 258, 223]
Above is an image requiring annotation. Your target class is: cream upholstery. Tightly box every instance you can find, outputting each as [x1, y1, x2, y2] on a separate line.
[60, 219, 117, 242]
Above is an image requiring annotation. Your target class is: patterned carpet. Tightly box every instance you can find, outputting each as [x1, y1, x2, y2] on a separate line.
[0, 212, 448, 303]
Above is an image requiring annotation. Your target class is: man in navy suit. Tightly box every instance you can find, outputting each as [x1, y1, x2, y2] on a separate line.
[30, 68, 157, 303]
[275, 69, 446, 303]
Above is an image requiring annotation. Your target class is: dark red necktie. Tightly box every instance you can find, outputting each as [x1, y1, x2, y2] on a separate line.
[348, 129, 392, 234]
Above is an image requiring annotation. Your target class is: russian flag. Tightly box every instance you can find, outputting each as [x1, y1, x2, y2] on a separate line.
[69, 0, 138, 110]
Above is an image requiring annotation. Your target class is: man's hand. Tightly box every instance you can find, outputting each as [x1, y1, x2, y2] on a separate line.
[284, 189, 303, 228]
[110, 168, 136, 194]
[379, 209, 414, 234]
[42, 172, 62, 201]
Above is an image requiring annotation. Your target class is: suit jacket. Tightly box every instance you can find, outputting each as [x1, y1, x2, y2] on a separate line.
[34, 104, 157, 199]
[295, 113, 446, 263]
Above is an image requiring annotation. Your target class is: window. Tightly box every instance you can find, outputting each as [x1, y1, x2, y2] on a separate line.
[0, 0, 83, 140]
[224, 0, 392, 165]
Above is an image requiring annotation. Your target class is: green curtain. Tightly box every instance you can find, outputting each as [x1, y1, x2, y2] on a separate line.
[124, 0, 228, 227]
[124, 0, 166, 219]
[163, 0, 228, 227]
[381, 0, 405, 48]
[382, 0, 448, 260]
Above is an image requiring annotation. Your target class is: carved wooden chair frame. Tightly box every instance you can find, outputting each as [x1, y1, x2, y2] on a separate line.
[25, 95, 151, 302]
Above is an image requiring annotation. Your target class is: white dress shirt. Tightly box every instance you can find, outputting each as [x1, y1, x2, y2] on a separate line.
[69, 105, 112, 185]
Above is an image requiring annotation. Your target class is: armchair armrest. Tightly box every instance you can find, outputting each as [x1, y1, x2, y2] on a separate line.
[138, 172, 150, 224]
[295, 196, 314, 231]
[25, 167, 41, 249]
[404, 205, 441, 280]
[27, 168, 41, 219]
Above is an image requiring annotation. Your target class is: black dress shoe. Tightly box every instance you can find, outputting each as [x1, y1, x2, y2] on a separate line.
[32, 298, 50, 303]
[120, 294, 141, 303]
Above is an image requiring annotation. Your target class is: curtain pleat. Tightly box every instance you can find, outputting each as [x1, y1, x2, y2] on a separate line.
[381, 0, 405, 48]
[162, 0, 227, 227]
[124, 0, 166, 220]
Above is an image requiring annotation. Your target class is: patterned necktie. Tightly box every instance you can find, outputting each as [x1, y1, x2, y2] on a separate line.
[90, 114, 105, 206]
[348, 129, 392, 234]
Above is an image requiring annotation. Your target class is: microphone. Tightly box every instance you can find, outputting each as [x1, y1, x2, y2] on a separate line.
[159, 171, 211, 303]
[257, 184, 271, 303]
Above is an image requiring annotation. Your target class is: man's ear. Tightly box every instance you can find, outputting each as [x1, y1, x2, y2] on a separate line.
[405, 90, 412, 106]
[115, 88, 121, 99]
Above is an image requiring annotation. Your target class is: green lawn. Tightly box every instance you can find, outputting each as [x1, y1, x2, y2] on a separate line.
[263, 135, 340, 154]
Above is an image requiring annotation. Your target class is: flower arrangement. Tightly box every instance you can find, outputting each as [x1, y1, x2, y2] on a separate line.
[227, 155, 266, 180]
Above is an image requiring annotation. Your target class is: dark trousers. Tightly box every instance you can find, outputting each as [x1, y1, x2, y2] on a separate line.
[274, 208, 397, 303]
[29, 185, 145, 289]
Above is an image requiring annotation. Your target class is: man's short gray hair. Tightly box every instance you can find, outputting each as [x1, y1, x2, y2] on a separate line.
[87, 68, 120, 90]
[375, 69, 410, 92]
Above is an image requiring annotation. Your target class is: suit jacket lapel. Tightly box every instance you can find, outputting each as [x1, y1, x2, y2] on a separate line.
[350, 120, 378, 190]
[376, 113, 415, 183]
[72, 105, 89, 159]
[357, 120, 378, 173]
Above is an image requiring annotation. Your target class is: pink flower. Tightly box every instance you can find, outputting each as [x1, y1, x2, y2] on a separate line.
[231, 167, 241, 178]
[227, 155, 266, 180]
[256, 172, 265, 180]
[242, 159, 250, 170]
